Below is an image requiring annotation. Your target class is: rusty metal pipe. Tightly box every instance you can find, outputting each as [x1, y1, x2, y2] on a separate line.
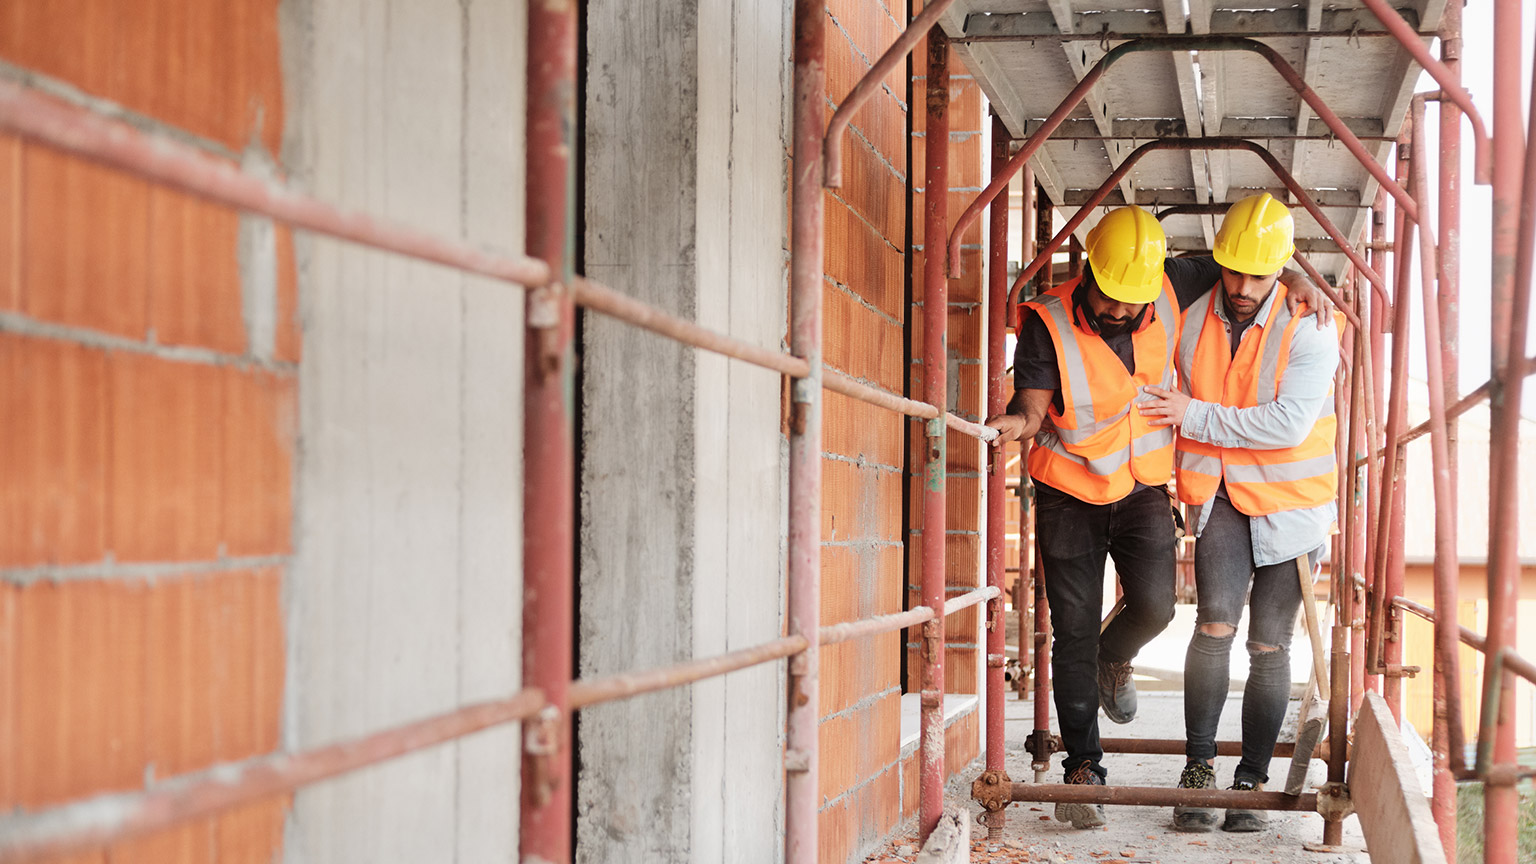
[986, 115, 1011, 790]
[1481, 3, 1533, 854]
[0, 688, 547, 864]
[823, 371, 999, 441]
[918, 31, 951, 841]
[1030, 535, 1051, 774]
[519, 0, 577, 858]
[1357, 0, 1491, 183]
[1367, 142, 1413, 679]
[1099, 738, 1302, 758]
[824, 0, 956, 187]
[1291, 252, 1363, 331]
[570, 637, 809, 709]
[945, 585, 1001, 617]
[0, 78, 552, 288]
[947, 36, 1423, 278]
[1007, 139, 1388, 307]
[1009, 784, 1319, 811]
[786, 2, 826, 860]
[1410, 92, 1470, 791]
[820, 608, 936, 646]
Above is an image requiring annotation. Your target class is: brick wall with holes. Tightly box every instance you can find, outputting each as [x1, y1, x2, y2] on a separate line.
[816, 0, 910, 861]
[0, 2, 296, 860]
[815, 0, 987, 860]
[905, 6, 986, 739]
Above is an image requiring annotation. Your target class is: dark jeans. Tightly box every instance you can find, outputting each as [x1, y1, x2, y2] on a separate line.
[1184, 495, 1321, 783]
[1036, 482, 1178, 778]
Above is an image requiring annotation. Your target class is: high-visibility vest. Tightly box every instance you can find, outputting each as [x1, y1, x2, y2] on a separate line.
[1023, 276, 1178, 505]
[1173, 285, 1338, 515]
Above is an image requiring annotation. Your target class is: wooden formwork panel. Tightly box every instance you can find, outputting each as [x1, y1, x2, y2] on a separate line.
[1348, 691, 1449, 864]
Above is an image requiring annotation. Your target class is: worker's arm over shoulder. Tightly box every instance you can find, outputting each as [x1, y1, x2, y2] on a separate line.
[1180, 318, 1339, 450]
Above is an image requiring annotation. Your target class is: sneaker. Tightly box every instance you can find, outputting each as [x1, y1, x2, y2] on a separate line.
[1221, 777, 1270, 832]
[1172, 761, 1218, 832]
[1097, 658, 1137, 723]
[1054, 762, 1108, 829]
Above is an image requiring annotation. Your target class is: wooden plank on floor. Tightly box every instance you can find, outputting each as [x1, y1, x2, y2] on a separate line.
[1348, 691, 1449, 864]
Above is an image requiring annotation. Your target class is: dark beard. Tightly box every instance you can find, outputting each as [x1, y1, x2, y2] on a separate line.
[1097, 317, 1133, 337]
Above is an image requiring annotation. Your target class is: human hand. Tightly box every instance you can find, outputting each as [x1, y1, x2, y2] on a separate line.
[984, 413, 1040, 446]
[1279, 270, 1333, 329]
[1138, 385, 1192, 428]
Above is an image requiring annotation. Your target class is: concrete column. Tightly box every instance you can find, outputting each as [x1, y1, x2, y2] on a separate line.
[282, 0, 525, 861]
[581, 1, 790, 862]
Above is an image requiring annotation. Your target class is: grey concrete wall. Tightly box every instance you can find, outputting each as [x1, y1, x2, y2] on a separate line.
[579, 0, 790, 862]
[281, 0, 525, 861]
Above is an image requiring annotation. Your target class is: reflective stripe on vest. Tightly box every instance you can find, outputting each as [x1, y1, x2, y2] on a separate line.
[1023, 277, 1177, 504]
[1173, 284, 1338, 516]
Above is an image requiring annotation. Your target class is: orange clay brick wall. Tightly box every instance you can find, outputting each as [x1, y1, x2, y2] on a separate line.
[815, 1, 986, 860]
[0, 2, 297, 861]
[908, 31, 986, 700]
[815, 0, 909, 861]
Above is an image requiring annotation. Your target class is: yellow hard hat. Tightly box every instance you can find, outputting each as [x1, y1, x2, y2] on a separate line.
[1214, 192, 1294, 275]
[1084, 206, 1167, 304]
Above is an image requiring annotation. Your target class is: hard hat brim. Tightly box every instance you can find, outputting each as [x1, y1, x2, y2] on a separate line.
[1092, 267, 1162, 304]
[1212, 244, 1291, 277]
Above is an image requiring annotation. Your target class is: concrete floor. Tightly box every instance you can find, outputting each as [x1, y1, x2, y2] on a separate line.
[867, 691, 1371, 863]
[865, 593, 1395, 864]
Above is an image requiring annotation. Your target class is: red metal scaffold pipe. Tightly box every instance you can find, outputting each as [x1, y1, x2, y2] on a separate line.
[1480, 1, 1534, 856]
[975, 113, 1012, 841]
[947, 36, 1430, 282]
[919, 29, 952, 842]
[786, 1, 826, 860]
[520, 0, 578, 858]
[1007, 138, 1390, 312]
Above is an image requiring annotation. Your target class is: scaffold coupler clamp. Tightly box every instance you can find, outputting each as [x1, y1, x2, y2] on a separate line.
[971, 769, 1013, 839]
[523, 704, 562, 807]
[1024, 729, 1060, 765]
[1314, 781, 1354, 822]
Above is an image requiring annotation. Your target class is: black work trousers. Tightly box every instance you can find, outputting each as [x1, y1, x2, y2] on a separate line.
[1034, 481, 1178, 779]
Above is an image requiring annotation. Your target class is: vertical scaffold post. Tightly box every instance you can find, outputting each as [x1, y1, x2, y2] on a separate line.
[1483, 1, 1531, 857]
[1016, 161, 1036, 703]
[919, 27, 951, 842]
[786, 1, 826, 861]
[520, 0, 577, 859]
[1409, 93, 1464, 859]
[976, 112, 1012, 841]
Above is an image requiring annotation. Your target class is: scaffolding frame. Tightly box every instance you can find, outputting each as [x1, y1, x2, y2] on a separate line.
[0, 0, 1000, 861]
[0, 0, 1534, 862]
[955, 1, 1536, 860]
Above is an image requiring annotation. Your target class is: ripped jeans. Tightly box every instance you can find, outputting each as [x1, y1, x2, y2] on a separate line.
[1184, 495, 1322, 783]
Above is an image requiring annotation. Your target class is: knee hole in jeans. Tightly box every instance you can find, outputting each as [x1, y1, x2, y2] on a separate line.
[1198, 622, 1236, 638]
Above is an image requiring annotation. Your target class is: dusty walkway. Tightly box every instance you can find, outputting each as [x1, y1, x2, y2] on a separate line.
[867, 692, 1370, 864]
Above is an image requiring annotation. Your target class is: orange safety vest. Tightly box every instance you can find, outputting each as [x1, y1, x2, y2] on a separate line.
[1023, 276, 1178, 505]
[1173, 285, 1338, 515]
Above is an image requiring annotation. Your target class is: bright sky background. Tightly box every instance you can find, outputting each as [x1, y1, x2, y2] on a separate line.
[1408, 1, 1536, 416]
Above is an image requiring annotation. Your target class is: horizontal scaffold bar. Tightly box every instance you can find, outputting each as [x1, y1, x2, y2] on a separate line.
[1011, 783, 1320, 812]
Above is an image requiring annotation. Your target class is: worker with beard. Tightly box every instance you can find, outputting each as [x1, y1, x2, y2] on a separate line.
[1138, 192, 1339, 833]
[986, 204, 1325, 829]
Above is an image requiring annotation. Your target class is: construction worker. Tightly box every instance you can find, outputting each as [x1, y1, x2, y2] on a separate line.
[987, 204, 1327, 830]
[1138, 192, 1339, 833]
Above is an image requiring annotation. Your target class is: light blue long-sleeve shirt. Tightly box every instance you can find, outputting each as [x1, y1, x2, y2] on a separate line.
[1181, 288, 1340, 566]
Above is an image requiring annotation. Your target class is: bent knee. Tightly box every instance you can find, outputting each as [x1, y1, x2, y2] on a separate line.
[1198, 622, 1237, 638]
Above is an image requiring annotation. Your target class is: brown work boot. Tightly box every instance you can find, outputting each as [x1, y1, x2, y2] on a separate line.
[1055, 762, 1108, 829]
[1221, 776, 1270, 832]
[1172, 760, 1218, 832]
[1097, 657, 1137, 724]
